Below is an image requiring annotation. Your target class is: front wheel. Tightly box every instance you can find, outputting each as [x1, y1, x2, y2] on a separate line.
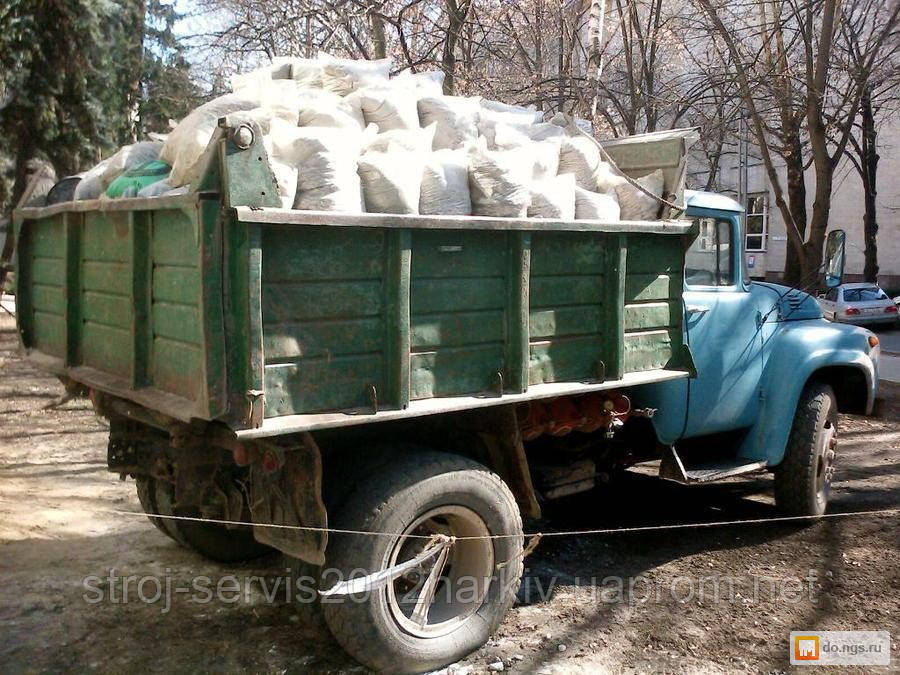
[774, 382, 837, 517]
[321, 452, 524, 673]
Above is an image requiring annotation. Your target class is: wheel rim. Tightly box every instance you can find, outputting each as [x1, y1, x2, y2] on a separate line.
[386, 505, 494, 638]
[816, 421, 837, 503]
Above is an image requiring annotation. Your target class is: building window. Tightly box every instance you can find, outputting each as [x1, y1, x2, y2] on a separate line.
[745, 193, 767, 251]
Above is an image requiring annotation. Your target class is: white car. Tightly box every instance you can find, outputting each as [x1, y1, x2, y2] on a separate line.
[818, 282, 899, 326]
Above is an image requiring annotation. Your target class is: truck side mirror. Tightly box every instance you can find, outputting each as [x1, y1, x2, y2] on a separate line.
[823, 230, 846, 288]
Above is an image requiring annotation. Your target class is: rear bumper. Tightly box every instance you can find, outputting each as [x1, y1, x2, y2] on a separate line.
[832, 315, 898, 327]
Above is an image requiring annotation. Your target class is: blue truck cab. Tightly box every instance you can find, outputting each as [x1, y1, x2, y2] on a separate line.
[634, 189, 880, 516]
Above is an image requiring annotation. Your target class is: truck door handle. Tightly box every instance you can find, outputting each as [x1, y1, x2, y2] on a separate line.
[686, 305, 710, 316]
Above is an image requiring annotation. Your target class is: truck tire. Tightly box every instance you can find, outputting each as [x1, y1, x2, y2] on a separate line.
[321, 452, 524, 673]
[134, 475, 271, 563]
[135, 475, 173, 538]
[774, 382, 838, 517]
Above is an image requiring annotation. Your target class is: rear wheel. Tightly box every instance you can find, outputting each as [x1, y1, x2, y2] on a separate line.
[774, 382, 838, 517]
[321, 452, 523, 673]
[135, 475, 271, 563]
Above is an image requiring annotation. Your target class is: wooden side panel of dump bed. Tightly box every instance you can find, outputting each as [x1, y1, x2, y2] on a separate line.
[241, 213, 693, 421]
[260, 225, 389, 416]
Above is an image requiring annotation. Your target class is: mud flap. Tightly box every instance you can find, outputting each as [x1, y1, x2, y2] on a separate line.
[465, 406, 542, 519]
[247, 433, 328, 565]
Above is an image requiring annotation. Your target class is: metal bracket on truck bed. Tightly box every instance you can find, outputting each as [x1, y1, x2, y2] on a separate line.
[216, 116, 281, 210]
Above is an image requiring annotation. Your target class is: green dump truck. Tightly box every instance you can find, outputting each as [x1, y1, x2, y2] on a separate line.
[9, 118, 783, 672]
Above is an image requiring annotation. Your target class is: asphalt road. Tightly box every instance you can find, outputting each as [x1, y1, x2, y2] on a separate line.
[873, 324, 900, 383]
[875, 324, 900, 353]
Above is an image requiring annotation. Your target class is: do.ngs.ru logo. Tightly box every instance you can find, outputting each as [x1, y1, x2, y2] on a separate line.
[790, 631, 890, 666]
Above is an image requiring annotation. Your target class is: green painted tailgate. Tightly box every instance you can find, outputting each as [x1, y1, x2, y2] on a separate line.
[14, 195, 226, 422]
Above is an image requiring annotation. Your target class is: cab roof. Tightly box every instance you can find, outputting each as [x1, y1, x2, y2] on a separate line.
[684, 190, 744, 213]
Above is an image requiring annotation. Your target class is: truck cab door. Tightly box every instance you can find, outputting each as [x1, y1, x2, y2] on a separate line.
[682, 214, 763, 437]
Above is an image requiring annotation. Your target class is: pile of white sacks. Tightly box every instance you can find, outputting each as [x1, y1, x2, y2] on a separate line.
[86, 53, 666, 221]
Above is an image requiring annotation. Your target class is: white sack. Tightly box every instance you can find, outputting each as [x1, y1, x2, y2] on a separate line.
[99, 141, 163, 188]
[358, 152, 424, 214]
[391, 69, 445, 95]
[318, 52, 391, 95]
[575, 187, 620, 221]
[529, 173, 575, 220]
[243, 105, 301, 132]
[478, 119, 529, 150]
[615, 169, 665, 220]
[161, 94, 261, 187]
[73, 159, 113, 200]
[558, 135, 614, 191]
[488, 125, 560, 181]
[531, 138, 561, 181]
[265, 121, 367, 212]
[347, 86, 419, 131]
[358, 126, 432, 214]
[468, 141, 532, 218]
[480, 99, 543, 125]
[479, 120, 530, 149]
[283, 56, 326, 88]
[483, 120, 566, 148]
[420, 149, 471, 215]
[231, 62, 292, 96]
[418, 95, 481, 150]
[249, 81, 311, 121]
[262, 134, 299, 209]
[525, 123, 567, 142]
[366, 124, 435, 153]
[548, 112, 570, 127]
[296, 89, 365, 129]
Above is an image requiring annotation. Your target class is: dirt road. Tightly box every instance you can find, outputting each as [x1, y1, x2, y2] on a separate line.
[1, 311, 897, 673]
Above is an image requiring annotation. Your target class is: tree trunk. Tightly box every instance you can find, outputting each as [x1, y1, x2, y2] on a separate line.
[586, 0, 608, 118]
[369, 2, 387, 60]
[860, 86, 879, 282]
[782, 132, 808, 285]
[557, 0, 565, 110]
[11, 132, 36, 208]
[126, 0, 146, 143]
[804, 162, 834, 282]
[442, 0, 470, 95]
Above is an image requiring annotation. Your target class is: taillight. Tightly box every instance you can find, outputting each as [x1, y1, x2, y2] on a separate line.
[885, 305, 898, 314]
[844, 307, 860, 316]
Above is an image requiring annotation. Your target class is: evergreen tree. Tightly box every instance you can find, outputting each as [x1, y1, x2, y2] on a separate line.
[0, 0, 121, 208]
[0, 0, 200, 213]
[138, 0, 202, 135]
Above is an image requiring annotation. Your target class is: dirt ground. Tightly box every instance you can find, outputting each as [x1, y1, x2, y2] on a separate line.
[1, 310, 897, 674]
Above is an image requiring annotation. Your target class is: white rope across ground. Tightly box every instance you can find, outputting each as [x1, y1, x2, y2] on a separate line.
[97, 505, 900, 540]
[5, 501, 896, 590]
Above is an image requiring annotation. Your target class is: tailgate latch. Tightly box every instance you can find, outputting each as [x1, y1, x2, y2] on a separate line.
[245, 389, 266, 428]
